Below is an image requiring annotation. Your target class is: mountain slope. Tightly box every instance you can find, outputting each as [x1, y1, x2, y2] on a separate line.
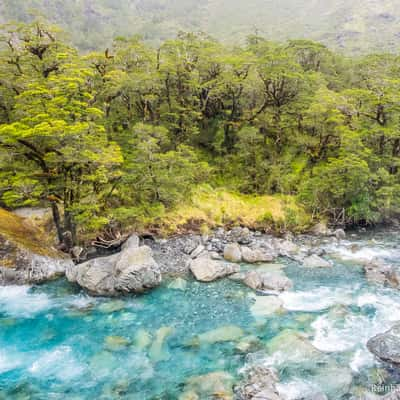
[0, 0, 399, 53]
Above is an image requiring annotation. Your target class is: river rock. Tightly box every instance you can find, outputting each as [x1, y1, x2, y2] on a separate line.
[167, 277, 187, 290]
[190, 244, 206, 259]
[133, 329, 152, 350]
[274, 239, 300, 258]
[0, 208, 72, 284]
[190, 256, 239, 282]
[367, 323, 400, 365]
[224, 243, 242, 263]
[66, 235, 161, 296]
[241, 247, 274, 263]
[114, 245, 161, 293]
[234, 365, 281, 400]
[228, 227, 252, 244]
[181, 371, 234, 399]
[250, 296, 284, 318]
[190, 325, 244, 346]
[233, 270, 292, 292]
[149, 326, 175, 362]
[364, 259, 400, 288]
[266, 329, 322, 364]
[302, 254, 332, 268]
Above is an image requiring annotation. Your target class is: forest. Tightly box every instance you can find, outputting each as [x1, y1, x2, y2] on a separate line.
[1, 20, 400, 246]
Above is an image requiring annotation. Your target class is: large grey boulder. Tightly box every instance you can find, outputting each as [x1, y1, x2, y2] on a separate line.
[241, 247, 274, 263]
[66, 235, 161, 296]
[114, 246, 162, 293]
[190, 256, 239, 282]
[367, 323, 400, 365]
[224, 243, 242, 263]
[230, 269, 292, 292]
[245, 270, 292, 292]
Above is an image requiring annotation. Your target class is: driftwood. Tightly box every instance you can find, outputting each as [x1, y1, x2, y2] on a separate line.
[91, 229, 129, 249]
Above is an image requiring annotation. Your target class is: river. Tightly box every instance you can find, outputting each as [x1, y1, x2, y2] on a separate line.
[0, 229, 399, 398]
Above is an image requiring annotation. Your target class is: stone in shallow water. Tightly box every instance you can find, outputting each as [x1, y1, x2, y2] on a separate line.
[302, 255, 332, 268]
[133, 329, 152, 350]
[190, 325, 244, 346]
[235, 335, 262, 354]
[104, 335, 130, 351]
[149, 326, 175, 362]
[167, 277, 188, 290]
[234, 365, 281, 400]
[250, 296, 284, 318]
[367, 323, 400, 365]
[181, 371, 234, 399]
[266, 329, 321, 364]
[98, 299, 126, 313]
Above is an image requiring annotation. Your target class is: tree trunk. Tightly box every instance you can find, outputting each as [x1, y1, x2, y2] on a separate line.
[51, 202, 64, 243]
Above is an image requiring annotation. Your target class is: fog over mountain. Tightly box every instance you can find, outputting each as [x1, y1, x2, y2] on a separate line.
[0, 0, 398, 52]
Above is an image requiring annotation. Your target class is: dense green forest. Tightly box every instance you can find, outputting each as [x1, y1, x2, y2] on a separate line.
[1, 0, 399, 53]
[1, 21, 400, 245]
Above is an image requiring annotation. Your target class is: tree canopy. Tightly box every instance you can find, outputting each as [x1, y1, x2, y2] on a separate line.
[1, 21, 400, 246]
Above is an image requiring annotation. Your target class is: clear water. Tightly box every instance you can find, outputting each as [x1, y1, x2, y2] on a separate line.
[1, 230, 400, 399]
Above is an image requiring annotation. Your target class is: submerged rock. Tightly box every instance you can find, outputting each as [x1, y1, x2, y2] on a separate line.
[180, 371, 234, 399]
[190, 325, 244, 346]
[234, 365, 281, 400]
[266, 329, 321, 364]
[189, 256, 239, 282]
[250, 296, 284, 318]
[104, 335, 130, 351]
[367, 323, 400, 365]
[224, 243, 242, 263]
[0, 209, 72, 285]
[235, 335, 262, 354]
[133, 329, 152, 350]
[149, 326, 175, 362]
[302, 254, 332, 268]
[66, 235, 162, 296]
[167, 277, 188, 290]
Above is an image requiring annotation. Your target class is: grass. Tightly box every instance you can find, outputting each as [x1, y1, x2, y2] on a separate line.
[0, 208, 56, 256]
[149, 185, 312, 235]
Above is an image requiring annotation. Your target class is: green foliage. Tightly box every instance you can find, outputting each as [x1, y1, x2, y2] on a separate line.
[2, 20, 400, 243]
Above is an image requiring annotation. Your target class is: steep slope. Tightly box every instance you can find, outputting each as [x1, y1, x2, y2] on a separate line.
[0, 0, 399, 53]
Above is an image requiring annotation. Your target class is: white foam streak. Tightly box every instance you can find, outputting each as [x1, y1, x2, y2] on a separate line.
[0, 286, 51, 317]
[279, 287, 353, 312]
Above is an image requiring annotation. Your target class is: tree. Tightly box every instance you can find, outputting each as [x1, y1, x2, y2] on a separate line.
[0, 22, 122, 245]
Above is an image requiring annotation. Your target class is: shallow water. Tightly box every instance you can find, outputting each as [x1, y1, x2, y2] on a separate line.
[1, 230, 400, 399]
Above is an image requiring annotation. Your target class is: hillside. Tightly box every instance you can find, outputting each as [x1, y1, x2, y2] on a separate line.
[0, 0, 399, 53]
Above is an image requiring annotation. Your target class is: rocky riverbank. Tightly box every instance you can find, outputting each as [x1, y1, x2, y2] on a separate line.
[2, 209, 400, 399]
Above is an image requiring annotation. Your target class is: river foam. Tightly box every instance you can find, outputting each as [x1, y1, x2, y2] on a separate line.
[0, 285, 51, 317]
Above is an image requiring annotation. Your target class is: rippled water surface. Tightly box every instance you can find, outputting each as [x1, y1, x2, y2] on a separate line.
[1, 229, 400, 399]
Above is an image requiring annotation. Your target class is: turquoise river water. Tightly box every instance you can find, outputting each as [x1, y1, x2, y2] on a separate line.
[0, 230, 400, 399]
